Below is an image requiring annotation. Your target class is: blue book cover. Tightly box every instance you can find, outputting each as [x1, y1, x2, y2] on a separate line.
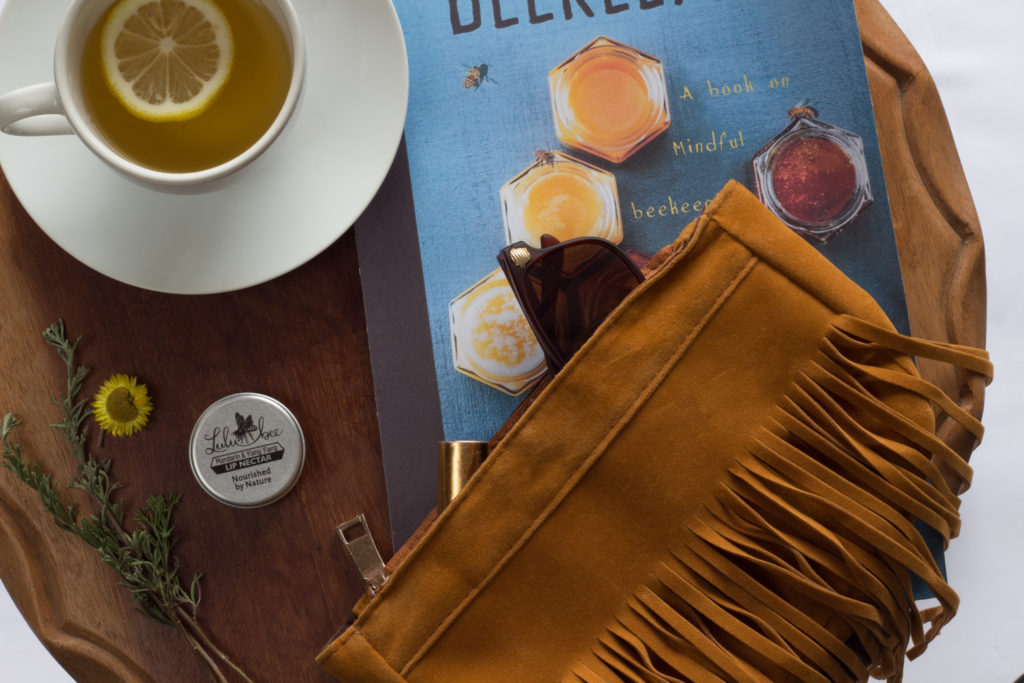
[360, 0, 929, 577]
[393, 0, 907, 438]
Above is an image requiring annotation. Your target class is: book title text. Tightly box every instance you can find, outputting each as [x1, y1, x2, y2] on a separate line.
[450, 0, 697, 35]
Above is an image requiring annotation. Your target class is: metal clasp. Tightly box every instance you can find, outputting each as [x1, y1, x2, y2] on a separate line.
[336, 514, 391, 597]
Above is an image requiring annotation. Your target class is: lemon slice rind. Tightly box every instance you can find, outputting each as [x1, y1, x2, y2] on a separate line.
[101, 0, 234, 123]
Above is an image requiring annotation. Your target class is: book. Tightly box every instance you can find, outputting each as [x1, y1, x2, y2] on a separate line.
[357, 0, 920, 563]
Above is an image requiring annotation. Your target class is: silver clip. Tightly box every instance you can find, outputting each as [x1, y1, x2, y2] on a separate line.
[336, 514, 391, 597]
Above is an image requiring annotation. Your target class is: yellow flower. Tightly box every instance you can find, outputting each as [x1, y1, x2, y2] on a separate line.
[92, 374, 153, 437]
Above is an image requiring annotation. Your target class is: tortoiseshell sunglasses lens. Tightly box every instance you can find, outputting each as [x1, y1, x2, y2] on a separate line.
[508, 239, 643, 371]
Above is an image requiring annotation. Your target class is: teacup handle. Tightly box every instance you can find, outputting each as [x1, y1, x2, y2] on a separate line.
[0, 82, 75, 136]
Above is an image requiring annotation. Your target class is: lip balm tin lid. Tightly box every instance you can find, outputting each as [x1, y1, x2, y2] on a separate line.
[189, 393, 305, 508]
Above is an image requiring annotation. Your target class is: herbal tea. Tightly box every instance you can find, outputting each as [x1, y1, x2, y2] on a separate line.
[80, 0, 292, 173]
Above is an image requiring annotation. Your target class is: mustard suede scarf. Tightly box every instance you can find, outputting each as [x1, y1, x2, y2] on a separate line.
[318, 181, 992, 682]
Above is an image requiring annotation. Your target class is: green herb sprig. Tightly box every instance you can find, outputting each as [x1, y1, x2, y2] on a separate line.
[2, 321, 252, 683]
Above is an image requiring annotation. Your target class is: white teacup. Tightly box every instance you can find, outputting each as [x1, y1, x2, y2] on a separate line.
[0, 0, 305, 192]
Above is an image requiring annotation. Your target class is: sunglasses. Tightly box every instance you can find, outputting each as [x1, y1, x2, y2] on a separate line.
[497, 235, 645, 373]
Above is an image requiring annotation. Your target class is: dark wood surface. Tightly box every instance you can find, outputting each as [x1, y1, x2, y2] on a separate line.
[0, 1, 987, 680]
[0, 170, 396, 681]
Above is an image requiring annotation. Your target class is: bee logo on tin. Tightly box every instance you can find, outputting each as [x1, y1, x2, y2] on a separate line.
[233, 412, 256, 440]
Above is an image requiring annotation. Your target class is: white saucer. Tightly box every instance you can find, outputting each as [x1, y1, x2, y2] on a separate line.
[0, 0, 408, 294]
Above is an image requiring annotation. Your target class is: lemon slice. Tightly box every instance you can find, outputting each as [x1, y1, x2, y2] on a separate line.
[101, 0, 233, 122]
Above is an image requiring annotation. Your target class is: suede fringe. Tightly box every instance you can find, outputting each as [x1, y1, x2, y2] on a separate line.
[566, 315, 993, 683]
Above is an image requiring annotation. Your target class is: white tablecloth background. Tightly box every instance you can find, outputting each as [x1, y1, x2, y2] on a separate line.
[2, 0, 1022, 680]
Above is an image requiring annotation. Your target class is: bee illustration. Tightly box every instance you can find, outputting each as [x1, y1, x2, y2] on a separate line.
[535, 150, 556, 165]
[233, 412, 256, 440]
[462, 63, 491, 91]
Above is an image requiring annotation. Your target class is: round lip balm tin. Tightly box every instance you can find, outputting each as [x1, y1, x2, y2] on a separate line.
[189, 393, 305, 508]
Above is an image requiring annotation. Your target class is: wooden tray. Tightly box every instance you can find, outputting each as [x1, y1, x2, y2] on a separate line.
[0, 1, 986, 680]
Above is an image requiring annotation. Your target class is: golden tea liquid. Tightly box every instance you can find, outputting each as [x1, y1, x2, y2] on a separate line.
[80, 0, 292, 173]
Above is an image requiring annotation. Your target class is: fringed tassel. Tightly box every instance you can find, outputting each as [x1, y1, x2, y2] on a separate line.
[567, 316, 992, 683]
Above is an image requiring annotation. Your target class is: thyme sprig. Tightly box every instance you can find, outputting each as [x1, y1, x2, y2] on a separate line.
[1, 321, 253, 682]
